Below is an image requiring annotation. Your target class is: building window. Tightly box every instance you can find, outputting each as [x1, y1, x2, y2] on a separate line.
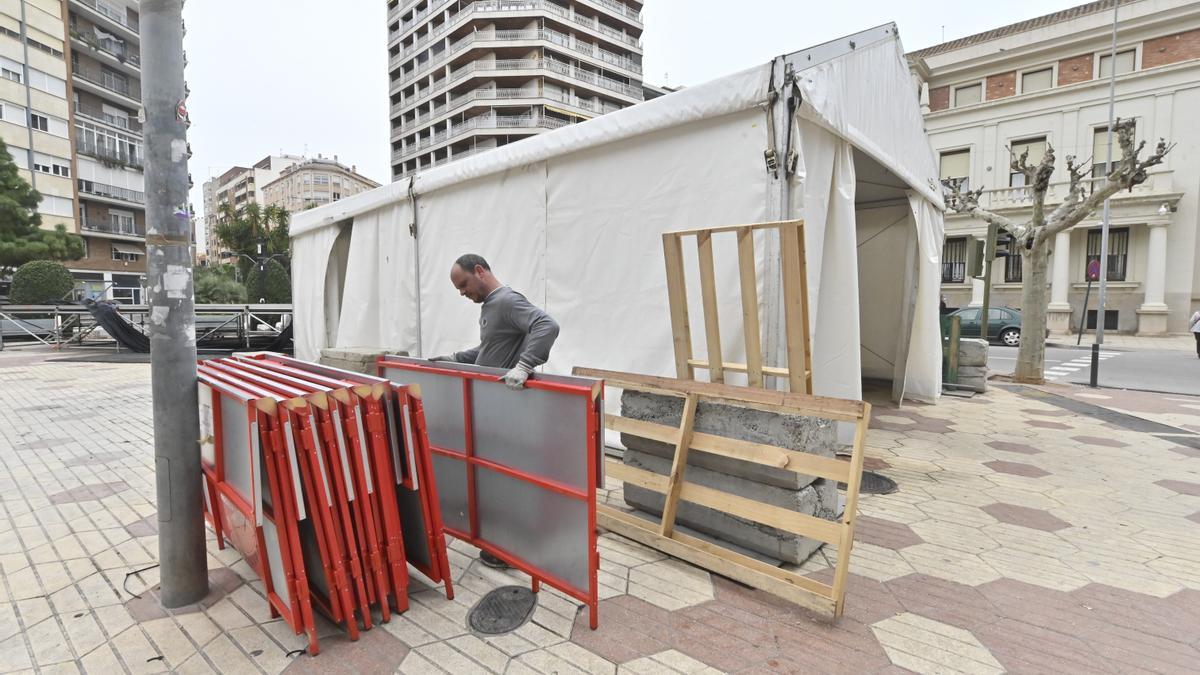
[1092, 123, 1133, 179]
[29, 113, 48, 132]
[32, 153, 70, 177]
[1009, 137, 1047, 186]
[1098, 49, 1136, 77]
[1, 67, 20, 83]
[942, 237, 968, 283]
[1021, 68, 1053, 93]
[1004, 239, 1022, 283]
[111, 245, 140, 262]
[1086, 227, 1129, 282]
[953, 83, 982, 107]
[939, 149, 970, 198]
[109, 209, 136, 234]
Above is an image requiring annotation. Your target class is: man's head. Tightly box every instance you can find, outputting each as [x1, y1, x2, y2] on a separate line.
[450, 253, 500, 303]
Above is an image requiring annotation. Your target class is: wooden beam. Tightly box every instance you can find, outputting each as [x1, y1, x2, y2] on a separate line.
[695, 232, 724, 383]
[572, 368, 864, 421]
[662, 233, 694, 380]
[831, 404, 871, 616]
[659, 394, 698, 537]
[737, 227, 764, 387]
[604, 414, 852, 481]
[605, 461, 842, 544]
[664, 218, 805, 238]
[598, 506, 837, 617]
[779, 223, 810, 394]
[687, 359, 789, 378]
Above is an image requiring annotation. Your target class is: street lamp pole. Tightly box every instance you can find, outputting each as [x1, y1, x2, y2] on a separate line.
[1090, 0, 1120, 388]
[143, 0, 208, 607]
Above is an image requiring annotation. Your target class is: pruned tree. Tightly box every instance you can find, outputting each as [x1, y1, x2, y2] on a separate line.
[214, 202, 291, 277]
[945, 118, 1172, 383]
[0, 138, 84, 278]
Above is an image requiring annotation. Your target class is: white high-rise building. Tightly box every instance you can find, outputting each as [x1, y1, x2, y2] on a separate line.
[387, 0, 645, 181]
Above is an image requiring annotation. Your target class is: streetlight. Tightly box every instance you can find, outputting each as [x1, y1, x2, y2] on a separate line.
[219, 237, 287, 304]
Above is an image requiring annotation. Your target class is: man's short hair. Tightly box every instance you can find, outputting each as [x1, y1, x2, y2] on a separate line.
[455, 254, 490, 273]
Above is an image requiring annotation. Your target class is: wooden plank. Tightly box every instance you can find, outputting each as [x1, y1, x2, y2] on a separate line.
[796, 223, 813, 394]
[779, 223, 809, 394]
[662, 233, 695, 380]
[659, 394, 698, 537]
[687, 359, 789, 378]
[598, 506, 837, 616]
[695, 232, 724, 384]
[664, 219, 805, 238]
[572, 368, 864, 421]
[604, 414, 852, 481]
[606, 461, 842, 544]
[737, 227, 764, 387]
[831, 404, 871, 616]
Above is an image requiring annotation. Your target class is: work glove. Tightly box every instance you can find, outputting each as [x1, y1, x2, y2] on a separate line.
[502, 363, 532, 390]
[428, 355, 453, 362]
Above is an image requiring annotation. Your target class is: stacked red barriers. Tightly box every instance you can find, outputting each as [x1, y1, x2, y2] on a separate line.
[196, 353, 453, 655]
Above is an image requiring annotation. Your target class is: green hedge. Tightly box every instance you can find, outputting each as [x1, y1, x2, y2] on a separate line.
[10, 260, 73, 304]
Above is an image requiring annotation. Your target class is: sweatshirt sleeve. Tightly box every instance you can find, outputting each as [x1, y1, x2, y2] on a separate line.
[452, 345, 480, 364]
[507, 294, 560, 370]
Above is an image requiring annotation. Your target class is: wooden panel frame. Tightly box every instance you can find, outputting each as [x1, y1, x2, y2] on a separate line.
[662, 219, 812, 394]
[575, 368, 871, 618]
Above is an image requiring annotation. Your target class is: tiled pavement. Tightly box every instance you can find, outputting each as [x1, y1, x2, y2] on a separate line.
[1048, 332, 1195, 352]
[1, 347, 1199, 673]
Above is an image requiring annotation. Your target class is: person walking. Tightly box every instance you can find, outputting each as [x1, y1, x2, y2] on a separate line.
[1191, 308, 1200, 358]
[431, 253, 560, 568]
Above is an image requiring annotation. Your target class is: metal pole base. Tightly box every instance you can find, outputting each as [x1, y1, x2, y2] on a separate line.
[1089, 343, 1100, 388]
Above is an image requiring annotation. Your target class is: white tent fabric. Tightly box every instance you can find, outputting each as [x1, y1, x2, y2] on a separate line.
[290, 25, 944, 404]
[904, 193, 947, 402]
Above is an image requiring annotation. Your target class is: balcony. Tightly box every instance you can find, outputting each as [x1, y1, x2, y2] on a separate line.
[81, 218, 145, 238]
[394, 114, 570, 161]
[394, 27, 641, 84]
[394, 0, 641, 55]
[73, 0, 139, 34]
[397, 86, 620, 137]
[954, 170, 1176, 213]
[77, 139, 143, 169]
[72, 62, 141, 102]
[69, 27, 140, 69]
[78, 179, 145, 205]
[74, 101, 141, 134]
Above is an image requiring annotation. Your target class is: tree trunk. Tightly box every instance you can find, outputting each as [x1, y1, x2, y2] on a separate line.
[1014, 243, 1050, 383]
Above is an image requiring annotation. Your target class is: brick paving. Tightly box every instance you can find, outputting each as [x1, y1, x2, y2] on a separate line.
[1, 346, 1199, 673]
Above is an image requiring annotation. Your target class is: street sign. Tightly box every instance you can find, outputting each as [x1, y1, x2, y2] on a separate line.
[1087, 259, 1102, 282]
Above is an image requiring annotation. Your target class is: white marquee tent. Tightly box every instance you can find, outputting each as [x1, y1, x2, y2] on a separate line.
[289, 24, 946, 406]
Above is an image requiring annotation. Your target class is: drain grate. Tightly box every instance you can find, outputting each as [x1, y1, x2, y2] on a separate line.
[467, 585, 537, 636]
[839, 470, 898, 495]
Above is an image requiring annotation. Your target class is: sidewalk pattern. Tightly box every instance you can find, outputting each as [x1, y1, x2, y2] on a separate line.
[1, 348, 1198, 674]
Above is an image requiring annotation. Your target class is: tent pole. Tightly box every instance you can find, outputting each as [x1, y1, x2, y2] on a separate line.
[408, 179, 423, 357]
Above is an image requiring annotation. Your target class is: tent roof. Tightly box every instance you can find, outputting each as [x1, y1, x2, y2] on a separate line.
[291, 23, 940, 239]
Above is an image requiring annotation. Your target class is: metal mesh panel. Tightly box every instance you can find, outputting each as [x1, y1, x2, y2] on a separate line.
[220, 395, 253, 501]
[475, 468, 590, 592]
[471, 380, 588, 490]
[298, 519, 330, 597]
[382, 367, 466, 452]
[396, 487, 432, 570]
[431, 453, 469, 533]
[261, 517, 291, 606]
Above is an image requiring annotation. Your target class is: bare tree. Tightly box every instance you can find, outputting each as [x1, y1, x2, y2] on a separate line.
[946, 119, 1172, 383]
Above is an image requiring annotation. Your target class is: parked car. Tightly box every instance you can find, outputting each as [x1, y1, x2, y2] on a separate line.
[949, 306, 1026, 346]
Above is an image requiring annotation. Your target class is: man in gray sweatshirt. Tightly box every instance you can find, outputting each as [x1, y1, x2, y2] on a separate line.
[431, 254, 560, 569]
[432, 253, 560, 389]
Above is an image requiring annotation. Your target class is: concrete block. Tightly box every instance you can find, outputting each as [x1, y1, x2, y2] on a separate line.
[619, 389, 840, 564]
[957, 338, 989, 367]
[958, 365, 988, 380]
[319, 347, 408, 374]
[955, 374, 987, 392]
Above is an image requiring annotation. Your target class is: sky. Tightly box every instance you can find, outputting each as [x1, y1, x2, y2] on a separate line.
[183, 0, 1090, 250]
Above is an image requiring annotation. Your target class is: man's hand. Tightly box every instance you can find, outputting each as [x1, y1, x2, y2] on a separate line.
[502, 364, 531, 390]
[428, 355, 454, 362]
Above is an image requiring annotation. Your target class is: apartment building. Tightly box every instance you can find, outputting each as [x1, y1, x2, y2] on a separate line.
[261, 156, 380, 214]
[201, 155, 303, 258]
[910, 0, 1200, 335]
[0, 1, 78, 267]
[387, 0, 645, 181]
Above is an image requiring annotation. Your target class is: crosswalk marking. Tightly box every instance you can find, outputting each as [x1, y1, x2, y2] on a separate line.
[1044, 352, 1121, 381]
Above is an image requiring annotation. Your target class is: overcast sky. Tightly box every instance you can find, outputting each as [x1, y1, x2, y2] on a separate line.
[183, 0, 1088, 248]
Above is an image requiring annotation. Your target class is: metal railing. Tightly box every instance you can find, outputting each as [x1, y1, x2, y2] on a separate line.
[73, 65, 141, 100]
[74, 0, 139, 33]
[398, 86, 618, 137]
[394, 114, 569, 160]
[430, 57, 640, 99]
[941, 261, 966, 284]
[81, 218, 144, 236]
[71, 26, 141, 67]
[395, 26, 641, 82]
[395, 144, 493, 179]
[395, 0, 641, 55]
[74, 101, 141, 133]
[954, 171, 1173, 212]
[76, 139, 143, 168]
[78, 179, 145, 205]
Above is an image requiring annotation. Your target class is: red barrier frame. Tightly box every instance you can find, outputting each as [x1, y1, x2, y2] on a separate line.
[377, 358, 602, 629]
[233, 353, 455, 599]
[196, 370, 321, 653]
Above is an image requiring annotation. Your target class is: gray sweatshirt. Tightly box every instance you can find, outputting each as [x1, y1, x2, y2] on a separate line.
[452, 286, 560, 370]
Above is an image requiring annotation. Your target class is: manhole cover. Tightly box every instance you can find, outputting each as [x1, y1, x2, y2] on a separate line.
[467, 585, 537, 635]
[839, 470, 898, 495]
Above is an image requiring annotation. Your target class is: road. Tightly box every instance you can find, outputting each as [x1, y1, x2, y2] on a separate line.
[987, 344, 1200, 396]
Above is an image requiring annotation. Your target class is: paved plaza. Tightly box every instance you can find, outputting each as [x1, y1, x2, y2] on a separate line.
[1, 347, 1198, 673]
